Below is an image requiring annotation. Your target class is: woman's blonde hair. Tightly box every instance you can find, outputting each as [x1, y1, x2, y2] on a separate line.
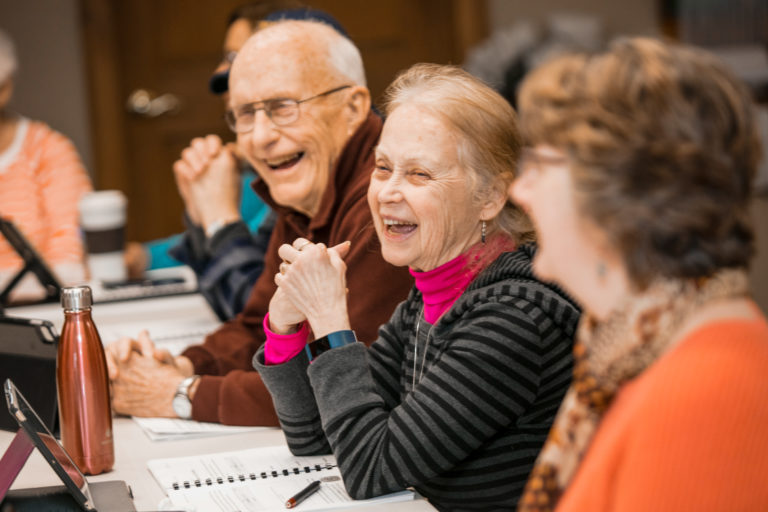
[381, 63, 534, 244]
[518, 37, 761, 288]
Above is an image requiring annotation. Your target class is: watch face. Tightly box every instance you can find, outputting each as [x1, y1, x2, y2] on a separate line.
[172, 393, 192, 419]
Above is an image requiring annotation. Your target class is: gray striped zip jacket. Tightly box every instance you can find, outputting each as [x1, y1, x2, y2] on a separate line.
[254, 244, 579, 511]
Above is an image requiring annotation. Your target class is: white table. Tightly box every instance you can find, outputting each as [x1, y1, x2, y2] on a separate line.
[0, 417, 436, 511]
[2, 295, 436, 510]
[5, 293, 221, 355]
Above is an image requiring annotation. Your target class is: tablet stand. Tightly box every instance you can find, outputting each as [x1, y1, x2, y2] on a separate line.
[0, 261, 61, 306]
[0, 218, 61, 307]
[0, 429, 35, 500]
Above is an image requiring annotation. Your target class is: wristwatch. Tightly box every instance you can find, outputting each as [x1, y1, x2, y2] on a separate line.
[308, 330, 357, 360]
[172, 376, 199, 419]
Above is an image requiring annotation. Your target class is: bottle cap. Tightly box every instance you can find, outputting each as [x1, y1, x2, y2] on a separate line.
[61, 286, 93, 311]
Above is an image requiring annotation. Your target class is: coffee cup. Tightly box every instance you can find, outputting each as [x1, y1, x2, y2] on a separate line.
[78, 190, 127, 282]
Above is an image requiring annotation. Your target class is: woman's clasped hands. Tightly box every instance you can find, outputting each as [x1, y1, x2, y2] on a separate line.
[268, 238, 352, 339]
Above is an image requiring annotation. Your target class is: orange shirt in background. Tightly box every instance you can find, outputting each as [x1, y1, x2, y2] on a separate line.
[557, 313, 768, 511]
[0, 118, 92, 275]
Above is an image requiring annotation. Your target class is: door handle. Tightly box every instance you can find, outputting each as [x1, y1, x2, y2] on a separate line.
[126, 89, 181, 117]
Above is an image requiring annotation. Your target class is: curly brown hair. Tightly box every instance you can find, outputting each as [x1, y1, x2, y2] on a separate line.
[517, 37, 762, 288]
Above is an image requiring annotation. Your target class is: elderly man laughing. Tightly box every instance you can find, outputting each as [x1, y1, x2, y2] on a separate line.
[107, 20, 412, 425]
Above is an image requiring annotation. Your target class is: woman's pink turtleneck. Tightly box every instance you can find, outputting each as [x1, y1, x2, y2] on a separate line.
[410, 252, 480, 324]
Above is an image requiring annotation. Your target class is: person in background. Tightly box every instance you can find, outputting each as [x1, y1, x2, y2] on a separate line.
[512, 38, 768, 512]
[106, 20, 413, 426]
[0, 29, 92, 299]
[254, 64, 579, 510]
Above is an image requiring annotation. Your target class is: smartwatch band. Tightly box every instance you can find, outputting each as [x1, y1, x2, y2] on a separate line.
[308, 329, 357, 359]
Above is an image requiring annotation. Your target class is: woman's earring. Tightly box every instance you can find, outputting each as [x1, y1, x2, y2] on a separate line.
[481, 220, 487, 244]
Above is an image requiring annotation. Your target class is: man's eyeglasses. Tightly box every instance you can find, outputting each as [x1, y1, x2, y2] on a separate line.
[225, 85, 351, 133]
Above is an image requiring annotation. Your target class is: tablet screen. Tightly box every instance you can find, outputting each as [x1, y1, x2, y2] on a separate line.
[3, 379, 95, 511]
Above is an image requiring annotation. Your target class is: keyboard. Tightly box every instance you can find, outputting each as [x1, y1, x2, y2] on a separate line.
[89, 267, 198, 304]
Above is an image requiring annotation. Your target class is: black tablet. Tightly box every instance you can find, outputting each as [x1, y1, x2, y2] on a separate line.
[3, 379, 95, 511]
[0, 316, 58, 433]
[0, 217, 61, 305]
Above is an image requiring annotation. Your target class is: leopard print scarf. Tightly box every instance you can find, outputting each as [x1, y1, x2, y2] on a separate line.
[518, 269, 750, 512]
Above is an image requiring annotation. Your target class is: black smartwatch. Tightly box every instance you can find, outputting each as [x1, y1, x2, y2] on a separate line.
[308, 329, 357, 359]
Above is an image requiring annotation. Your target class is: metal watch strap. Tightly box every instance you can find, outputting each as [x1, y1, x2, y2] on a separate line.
[308, 330, 357, 359]
[172, 375, 199, 419]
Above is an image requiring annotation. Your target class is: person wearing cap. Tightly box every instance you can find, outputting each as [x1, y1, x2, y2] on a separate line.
[0, 29, 92, 300]
[107, 19, 413, 426]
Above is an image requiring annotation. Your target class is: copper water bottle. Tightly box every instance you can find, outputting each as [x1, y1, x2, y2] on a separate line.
[57, 286, 114, 475]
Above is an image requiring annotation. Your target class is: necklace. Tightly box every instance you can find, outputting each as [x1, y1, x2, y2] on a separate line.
[412, 305, 435, 389]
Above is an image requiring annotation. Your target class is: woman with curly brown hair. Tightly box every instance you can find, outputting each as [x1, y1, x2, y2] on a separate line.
[511, 37, 768, 512]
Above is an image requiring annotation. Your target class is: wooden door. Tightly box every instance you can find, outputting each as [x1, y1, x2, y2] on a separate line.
[81, 0, 488, 242]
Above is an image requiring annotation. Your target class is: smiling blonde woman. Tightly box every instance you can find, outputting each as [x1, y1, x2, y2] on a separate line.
[254, 64, 580, 511]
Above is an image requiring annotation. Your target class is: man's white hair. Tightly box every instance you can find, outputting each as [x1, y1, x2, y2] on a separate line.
[0, 29, 17, 84]
[325, 27, 366, 87]
[246, 20, 367, 87]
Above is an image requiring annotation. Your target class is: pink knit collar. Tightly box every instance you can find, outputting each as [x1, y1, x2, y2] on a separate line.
[409, 253, 480, 324]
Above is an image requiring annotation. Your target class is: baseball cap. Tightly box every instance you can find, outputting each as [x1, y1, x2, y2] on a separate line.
[208, 8, 349, 95]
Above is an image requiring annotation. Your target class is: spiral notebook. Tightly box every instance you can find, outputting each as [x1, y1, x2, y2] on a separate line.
[147, 444, 414, 511]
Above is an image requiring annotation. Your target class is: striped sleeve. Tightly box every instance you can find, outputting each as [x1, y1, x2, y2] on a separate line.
[254, 298, 414, 455]
[254, 346, 332, 454]
[306, 298, 549, 500]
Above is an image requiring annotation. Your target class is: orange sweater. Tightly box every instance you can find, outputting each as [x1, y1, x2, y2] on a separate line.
[0, 118, 92, 272]
[557, 313, 768, 512]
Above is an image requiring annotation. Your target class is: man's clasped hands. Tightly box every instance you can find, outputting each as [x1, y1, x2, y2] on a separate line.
[106, 237, 351, 418]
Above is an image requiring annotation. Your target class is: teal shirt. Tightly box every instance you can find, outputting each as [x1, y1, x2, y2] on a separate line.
[144, 171, 269, 269]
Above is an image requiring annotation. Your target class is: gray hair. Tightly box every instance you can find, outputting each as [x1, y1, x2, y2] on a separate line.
[326, 28, 366, 87]
[0, 29, 17, 84]
[246, 20, 367, 87]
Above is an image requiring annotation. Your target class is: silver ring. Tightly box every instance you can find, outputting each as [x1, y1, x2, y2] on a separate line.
[295, 240, 311, 252]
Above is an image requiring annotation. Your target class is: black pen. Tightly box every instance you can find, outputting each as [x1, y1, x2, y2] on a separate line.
[285, 479, 321, 509]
